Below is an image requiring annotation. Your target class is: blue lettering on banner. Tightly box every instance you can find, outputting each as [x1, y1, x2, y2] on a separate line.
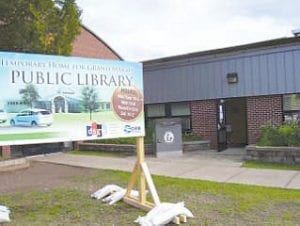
[124, 125, 141, 134]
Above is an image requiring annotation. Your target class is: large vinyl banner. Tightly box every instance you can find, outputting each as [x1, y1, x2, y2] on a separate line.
[0, 52, 144, 145]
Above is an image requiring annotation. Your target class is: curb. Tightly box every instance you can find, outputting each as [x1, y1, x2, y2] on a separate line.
[0, 158, 30, 172]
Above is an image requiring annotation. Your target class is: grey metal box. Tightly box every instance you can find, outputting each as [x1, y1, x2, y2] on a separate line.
[154, 118, 183, 157]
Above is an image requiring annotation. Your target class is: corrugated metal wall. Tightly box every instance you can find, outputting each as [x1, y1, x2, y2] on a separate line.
[144, 45, 300, 104]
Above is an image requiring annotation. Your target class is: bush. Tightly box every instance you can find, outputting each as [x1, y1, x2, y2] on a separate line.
[258, 122, 300, 146]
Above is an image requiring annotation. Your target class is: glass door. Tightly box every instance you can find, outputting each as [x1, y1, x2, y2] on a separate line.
[217, 99, 227, 151]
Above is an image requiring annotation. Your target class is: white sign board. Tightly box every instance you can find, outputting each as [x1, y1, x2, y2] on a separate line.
[0, 52, 144, 145]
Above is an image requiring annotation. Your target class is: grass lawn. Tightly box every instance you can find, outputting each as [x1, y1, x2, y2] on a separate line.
[0, 168, 299, 225]
[242, 160, 300, 171]
[0, 132, 59, 141]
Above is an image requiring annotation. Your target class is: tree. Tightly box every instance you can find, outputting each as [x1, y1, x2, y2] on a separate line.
[19, 84, 40, 108]
[81, 87, 99, 120]
[0, 0, 81, 55]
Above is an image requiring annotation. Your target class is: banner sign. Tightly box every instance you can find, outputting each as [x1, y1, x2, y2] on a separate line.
[0, 52, 144, 145]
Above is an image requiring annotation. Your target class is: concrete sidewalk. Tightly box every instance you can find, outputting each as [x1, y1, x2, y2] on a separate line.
[31, 150, 300, 190]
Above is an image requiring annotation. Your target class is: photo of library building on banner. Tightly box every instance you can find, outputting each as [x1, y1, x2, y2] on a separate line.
[143, 32, 300, 151]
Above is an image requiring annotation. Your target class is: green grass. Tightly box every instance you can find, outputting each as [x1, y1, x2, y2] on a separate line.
[70, 149, 133, 157]
[91, 137, 137, 145]
[0, 132, 59, 141]
[242, 160, 300, 171]
[0, 168, 299, 225]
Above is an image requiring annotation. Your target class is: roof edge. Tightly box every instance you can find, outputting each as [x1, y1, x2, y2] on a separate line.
[143, 36, 300, 64]
[80, 24, 123, 60]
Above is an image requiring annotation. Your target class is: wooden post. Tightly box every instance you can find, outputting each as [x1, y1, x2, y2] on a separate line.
[123, 137, 160, 211]
[137, 137, 146, 204]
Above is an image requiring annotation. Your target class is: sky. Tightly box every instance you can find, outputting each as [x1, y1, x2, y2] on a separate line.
[76, 0, 300, 62]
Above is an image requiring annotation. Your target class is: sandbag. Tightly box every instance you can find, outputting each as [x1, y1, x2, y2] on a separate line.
[135, 202, 183, 225]
[151, 203, 194, 225]
[0, 205, 10, 223]
[102, 189, 140, 205]
[135, 202, 193, 226]
[91, 184, 123, 200]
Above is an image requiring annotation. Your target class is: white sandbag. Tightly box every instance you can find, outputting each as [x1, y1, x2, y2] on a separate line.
[102, 189, 140, 205]
[134, 216, 152, 226]
[135, 202, 194, 226]
[108, 190, 126, 205]
[0, 205, 10, 213]
[91, 184, 123, 200]
[102, 189, 124, 203]
[0, 205, 10, 223]
[135, 202, 182, 226]
[151, 203, 194, 225]
[148, 202, 184, 220]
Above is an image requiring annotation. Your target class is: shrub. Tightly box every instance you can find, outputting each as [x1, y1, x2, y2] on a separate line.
[258, 122, 300, 146]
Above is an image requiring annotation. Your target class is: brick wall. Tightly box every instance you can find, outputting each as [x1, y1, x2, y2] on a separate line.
[247, 95, 283, 144]
[72, 26, 121, 59]
[191, 100, 217, 149]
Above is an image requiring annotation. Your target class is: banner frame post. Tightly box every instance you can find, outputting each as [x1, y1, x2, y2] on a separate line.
[123, 136, 160, 211]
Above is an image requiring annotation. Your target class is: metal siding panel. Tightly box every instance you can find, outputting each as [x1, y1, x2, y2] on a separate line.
[251, 56, 261, 95]
[168, 68, 182, 101]
[184, 66, 193, 100]
[285, 52, 296, 92]
[207, 62, 214, 98]
[259, 55, 269, 95]
[221, 60, 229, 97]
[144, 45, 300, 104]
[276, 53, 286, 93]
[144, 70, 163, 103]
[293, 51, 300, 91]
[214, 61, 223, 98]
[228, 59, 238, 97]
[153, 69, 164, 102]
[267, 54, 277, 93]
[201, 64, 210, 99]
[244, 57, 253, 96]
[196, 65, 205, 99]
[191, 64, 201, 99]
[235, 58, 243, 96]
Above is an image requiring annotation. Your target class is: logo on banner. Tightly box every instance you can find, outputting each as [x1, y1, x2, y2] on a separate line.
[124, 125, 142, 134]
[86, 122, 102, 137]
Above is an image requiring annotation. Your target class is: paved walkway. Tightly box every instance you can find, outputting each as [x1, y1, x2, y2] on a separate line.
[31, 149, 300, 190]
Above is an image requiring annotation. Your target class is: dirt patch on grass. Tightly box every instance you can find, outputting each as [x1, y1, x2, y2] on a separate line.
[0, 161, 98, 193]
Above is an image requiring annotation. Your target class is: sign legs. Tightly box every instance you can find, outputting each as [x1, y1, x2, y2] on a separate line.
[123, 137, 160, 211]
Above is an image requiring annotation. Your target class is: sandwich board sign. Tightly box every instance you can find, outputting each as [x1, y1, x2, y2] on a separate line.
[0, 51, 144, 145]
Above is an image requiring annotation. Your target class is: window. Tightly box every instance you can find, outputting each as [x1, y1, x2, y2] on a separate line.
[283, 94, 300, 122]
[170, 102, 190, 116]
[146, 102, 191, 132]
[146, 104, 166, 117]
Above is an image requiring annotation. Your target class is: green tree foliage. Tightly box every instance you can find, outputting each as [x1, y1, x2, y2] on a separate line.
[0, 0, 81, 55]
[19, 84, 40, 108]
[81, 87, 99, 120]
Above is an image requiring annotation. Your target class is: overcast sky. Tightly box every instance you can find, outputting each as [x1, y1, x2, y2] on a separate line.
[76, 0, 300, 61]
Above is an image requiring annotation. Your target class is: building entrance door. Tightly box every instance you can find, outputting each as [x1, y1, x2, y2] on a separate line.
[225, 98, 247, 147]
[217, 100, 227, 151]
[217, 98, 247, 151]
